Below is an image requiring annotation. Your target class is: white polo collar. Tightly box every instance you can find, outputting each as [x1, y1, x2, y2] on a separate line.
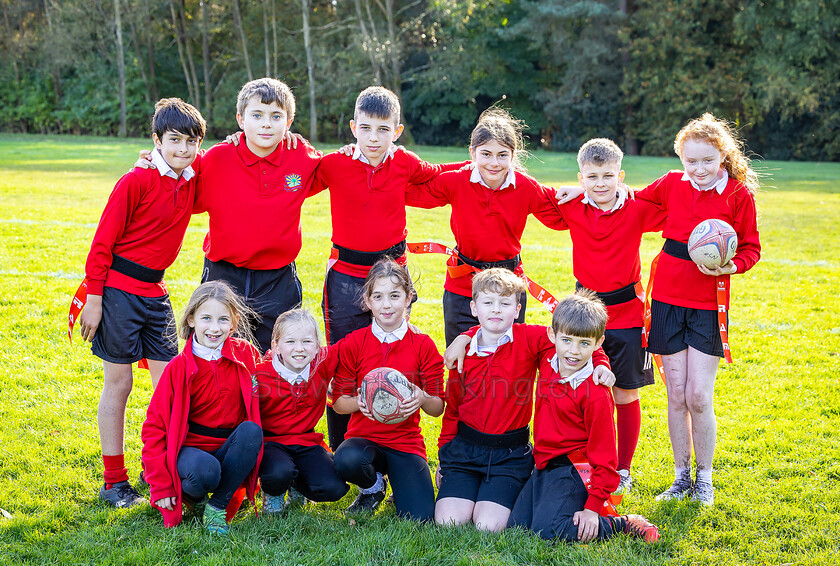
[371, 319, 408, 344]
[467, 327, 514, 357]
[271, 352, 311, 385]
[682, 169, 729, 195]
[191, 335, 223, 361]
[549, 356, 593, 390]
[581, 186, 628, 213]
[352, 143, 398, 165]
[150, 148, 195, 181]
[469, 163, 517, 190]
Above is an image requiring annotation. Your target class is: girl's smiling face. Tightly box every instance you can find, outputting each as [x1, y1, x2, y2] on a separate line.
[680, 138, 725, 190]
[189, 298, 234, 349]
[470, 139, 513, 190]
[364, 276, 412, 333]
[272, 320, 320, 373]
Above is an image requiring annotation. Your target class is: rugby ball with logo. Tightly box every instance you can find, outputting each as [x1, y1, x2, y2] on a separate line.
[360, 367, 414, 424]
[688, 219, 738, 269]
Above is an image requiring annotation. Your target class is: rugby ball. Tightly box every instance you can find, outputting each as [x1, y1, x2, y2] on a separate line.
[688, 219, 738, 269]
[360, 367, 413, 424]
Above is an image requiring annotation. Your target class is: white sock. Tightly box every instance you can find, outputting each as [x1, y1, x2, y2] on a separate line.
[696, 469, 713, 485]
[675, 467, 691, 482]
[618, 469, 630, 478]
[358, 472, 384, 494]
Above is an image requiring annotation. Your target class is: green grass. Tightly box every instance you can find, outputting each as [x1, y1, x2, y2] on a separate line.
[1, 133, 839, 565]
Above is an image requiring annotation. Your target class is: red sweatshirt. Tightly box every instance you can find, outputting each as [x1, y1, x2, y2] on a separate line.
[255, 345, 340, 449]
[141, 336, 262, 527]
[533, 355, 619, 513]
[548, 197, 665, 329]
[85, 157, 201, 297]
[437, 324, 611, 447]
[636, 171, 761, 310]
[407, 167, 562, 296]
[311, 148, 468, 278]
[331, 326, 444, 459]
[194, 134, 322, 270]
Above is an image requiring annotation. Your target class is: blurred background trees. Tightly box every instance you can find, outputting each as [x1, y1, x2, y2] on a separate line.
[1, 0, 837, 160]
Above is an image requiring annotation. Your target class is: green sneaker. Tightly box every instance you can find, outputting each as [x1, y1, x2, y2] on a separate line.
[202, 504, 229, 535]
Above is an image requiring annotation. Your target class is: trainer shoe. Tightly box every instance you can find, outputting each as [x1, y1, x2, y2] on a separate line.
[345, 477, 388, 515]
[691, 480, 715, 506]
[99, 481, 146, 509]
[183, 493, 208, 521]
[136, 470, 149, 490]
[615, 470, 634, 495]
[202, 504, 229, 535]
[284, 486, 307, 511]
[262, 491, 285, 516]
[623, 514, 660, 543]
[655, 475, 694, 501]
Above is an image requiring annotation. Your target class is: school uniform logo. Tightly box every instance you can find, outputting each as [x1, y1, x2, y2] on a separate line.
[284, 174, 303, 191]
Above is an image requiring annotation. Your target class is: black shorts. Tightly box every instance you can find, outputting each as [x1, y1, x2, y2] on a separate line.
[647, 300, 726, 358]
[90, 287, 178, 364]
[202, 258, 302, 353]
[437, 433, 534, 509]
[603, 327, 655, 390]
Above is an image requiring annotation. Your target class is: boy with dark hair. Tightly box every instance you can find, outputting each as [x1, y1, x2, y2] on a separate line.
[547, 138, 665, 494]
[507, 291, 659, 543]
[79, 97, 206, 508]
[436, 269, 614, 532]
[311, 85, 467, 456]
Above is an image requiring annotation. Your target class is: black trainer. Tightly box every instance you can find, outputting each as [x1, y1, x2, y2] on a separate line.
[99, 481, 146, 508]
[136, 470, 149, 490]
[345, 478, 388, 515]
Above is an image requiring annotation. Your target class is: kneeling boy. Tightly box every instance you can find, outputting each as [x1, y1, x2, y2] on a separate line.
[507, 291, 659, 543]
[79, 98, 206, 507]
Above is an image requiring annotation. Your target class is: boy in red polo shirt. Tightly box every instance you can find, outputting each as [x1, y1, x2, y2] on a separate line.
[507, 291, 659, 543]
[311, 86, 467, 452]
[436, 269, 614, 532]
[547, 138, 665, 494]
[79, 98, 206, 508]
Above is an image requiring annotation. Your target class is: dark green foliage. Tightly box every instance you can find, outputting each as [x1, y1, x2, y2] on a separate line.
[0, 0, 838, 159]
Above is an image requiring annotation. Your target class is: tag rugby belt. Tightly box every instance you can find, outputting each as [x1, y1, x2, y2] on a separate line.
[575, 281, 642, 307]
[545, 452, 622, 517]
[332, 240, 407, 266]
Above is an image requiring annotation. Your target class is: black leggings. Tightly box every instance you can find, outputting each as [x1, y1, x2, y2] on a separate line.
[177, 421, 262, 509]
[334, 437, 435, 522]
[259, 442, 348, 501]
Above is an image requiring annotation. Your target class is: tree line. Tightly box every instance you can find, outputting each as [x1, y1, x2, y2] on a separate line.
[1, 0, 837, 160]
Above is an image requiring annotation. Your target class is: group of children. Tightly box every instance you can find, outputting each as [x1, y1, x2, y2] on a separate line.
[77, 75, 761, 543]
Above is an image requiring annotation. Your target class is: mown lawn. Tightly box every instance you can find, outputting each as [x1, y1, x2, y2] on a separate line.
[0, 133, 838, 565]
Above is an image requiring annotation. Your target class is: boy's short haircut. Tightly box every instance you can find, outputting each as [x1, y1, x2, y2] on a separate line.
[577, 138, 623, 168]
[471, 268, 526, 301]
[354, 86, 401, 126]
[236, 78, 296, 122]
[551, 289, 608, 339]
[151, 98, 206, 141]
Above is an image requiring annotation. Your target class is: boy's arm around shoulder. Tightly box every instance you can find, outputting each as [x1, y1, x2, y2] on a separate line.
[141, 356, 181, 506]
[402, 147, 471, 184]
[404, 166, 457, 209]
[581, 388, 620, 513]
[529, 181, 570, 231]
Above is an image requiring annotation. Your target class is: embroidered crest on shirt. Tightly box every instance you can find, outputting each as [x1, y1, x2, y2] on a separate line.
[284, 174, 302, 191]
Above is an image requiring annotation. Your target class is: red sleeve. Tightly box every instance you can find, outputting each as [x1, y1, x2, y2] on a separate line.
[582, 391, 619, 513]
[592, 346, 610, 370]
[141, 358, 180, 504]
[403, 148, 470, 185]
[438, 368, 463, 448]
[634, 172, 670, 206]
[84, 173, 143, 295]
[730, 189, 761, 274]
[637, 198, 667, 232]
[306, 160, 329, 197]
[530, 183, 569, 231]
[417, 335, 445, 398]
[405, 173, 454, 209]
[331, 334, 360, 402]
[192, 148, 210, 214]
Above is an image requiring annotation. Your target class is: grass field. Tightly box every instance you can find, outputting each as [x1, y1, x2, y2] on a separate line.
[0, 133, 839, 565]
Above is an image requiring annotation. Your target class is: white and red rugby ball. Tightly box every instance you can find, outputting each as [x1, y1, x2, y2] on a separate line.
[360, 367, 414, 424]
[688, 219, 738, 269]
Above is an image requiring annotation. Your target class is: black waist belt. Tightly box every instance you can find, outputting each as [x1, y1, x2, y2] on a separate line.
[575, 281, 639, 306]
[662, 239, 691, 261]
[188, 421, 235, 439]
[456, 421, 529, 449]
[333, 240, 407, 267]
[544, 454, 573, 470]
[457, 250, 521, 272]
[110, 254, 165, 283]
[264, 428, 315, 438]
